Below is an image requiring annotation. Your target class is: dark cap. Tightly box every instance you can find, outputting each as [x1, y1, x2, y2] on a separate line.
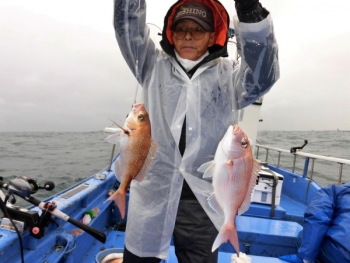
[172, 2, 214, 31]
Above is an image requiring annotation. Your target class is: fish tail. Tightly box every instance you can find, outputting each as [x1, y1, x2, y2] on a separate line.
[108, 189, 126, 220]
[212, 223, 240, 254]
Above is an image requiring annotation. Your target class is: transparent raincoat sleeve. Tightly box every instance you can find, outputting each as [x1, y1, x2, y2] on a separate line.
[114, 0, 157, 85]
[232, 14, 280, 109]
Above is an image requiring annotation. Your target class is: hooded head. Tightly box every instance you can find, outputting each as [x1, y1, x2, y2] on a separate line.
[160, 0, 230, 58]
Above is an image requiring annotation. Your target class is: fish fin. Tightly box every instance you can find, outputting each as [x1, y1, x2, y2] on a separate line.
[238, 159, 261, 215]
[223, 159, 234, 184]
[212, 221, 240, 254]
[229, 221, 240, 255]
[107, 189, 126, 219]
[109, 119, 130, 134]
[134, 138, 158, 182]
[226, 159, 234, 166]
[198, 161, 216, 178]
[252, 159, 261, 175]
[105, 129, 124, 144]
[207, 193, 223, 216]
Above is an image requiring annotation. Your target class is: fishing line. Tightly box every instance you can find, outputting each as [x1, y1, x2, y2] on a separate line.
[133, 0, 142, 104]
[133, 64, 140, 104]
[209, 0, 239, 123]
[209, 0, 228, 31]
[0, 195, 25, 263]
[226, 0, 239, 61]
[147, 23, 162, 33]
[115, 218, 123, 231]
[106, 203, 124, 232]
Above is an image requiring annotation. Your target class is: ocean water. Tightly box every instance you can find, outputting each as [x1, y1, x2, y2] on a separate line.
[0, 131, 349, 205]
[0, 132, 113, 204]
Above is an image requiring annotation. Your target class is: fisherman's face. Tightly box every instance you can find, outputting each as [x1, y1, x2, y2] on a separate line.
[172, 19, 215, 61]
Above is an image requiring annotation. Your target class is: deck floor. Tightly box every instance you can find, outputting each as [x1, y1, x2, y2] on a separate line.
[280, 194, 307, 223]
[244, 194, 307, 224]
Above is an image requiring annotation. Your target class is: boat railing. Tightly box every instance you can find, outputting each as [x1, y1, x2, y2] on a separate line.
[255, 144, 350, 185]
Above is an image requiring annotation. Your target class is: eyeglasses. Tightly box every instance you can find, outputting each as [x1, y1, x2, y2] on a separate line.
[172, 27, 209, 40]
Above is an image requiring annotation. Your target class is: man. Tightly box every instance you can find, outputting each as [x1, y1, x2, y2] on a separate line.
[280, 183, 350, 263]
[113, 0, 279, 262]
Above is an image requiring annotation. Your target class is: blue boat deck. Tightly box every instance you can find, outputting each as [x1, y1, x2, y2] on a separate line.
[244, 194, 307, 224]
[279, 194, 307, 223]
[0, 164, 318, 263]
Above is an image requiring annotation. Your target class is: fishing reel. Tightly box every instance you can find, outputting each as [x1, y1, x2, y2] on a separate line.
[0, 176, 106, 243]
[6, 176, 54, 198]
[290, 140, 308, 153]
[0, 176, 57, 238]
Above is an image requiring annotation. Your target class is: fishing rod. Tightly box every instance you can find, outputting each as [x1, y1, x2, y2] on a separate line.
[0, 176, 106, 261]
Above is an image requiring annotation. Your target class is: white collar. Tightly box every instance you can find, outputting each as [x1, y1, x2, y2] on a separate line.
[175, 51, 209, 72]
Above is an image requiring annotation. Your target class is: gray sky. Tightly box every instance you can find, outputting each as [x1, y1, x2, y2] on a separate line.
[0, 0, 349, 132]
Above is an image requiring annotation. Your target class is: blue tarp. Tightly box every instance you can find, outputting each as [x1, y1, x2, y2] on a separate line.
[298, 183, 350, 262]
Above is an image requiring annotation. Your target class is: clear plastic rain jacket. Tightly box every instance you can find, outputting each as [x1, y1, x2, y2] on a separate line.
[298, 183, 350, 263]
[113, 0, 279, 259]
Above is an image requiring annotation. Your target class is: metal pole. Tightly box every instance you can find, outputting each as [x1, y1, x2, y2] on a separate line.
[107, 145, 116, 172]
[303, 157, 310, 178]
[265, 149, 269, 163]
[338, 163, 344, 184]
[256, 146, 260, 159]
[277, 152, 281, 167]
[292, 155, 297, 173]
[309, 158, 315, 180]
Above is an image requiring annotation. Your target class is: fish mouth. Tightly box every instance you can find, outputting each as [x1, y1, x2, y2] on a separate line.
[132, 103, 145, 112]
[221, 125, 243, 157]
[232, 125, 240, 135]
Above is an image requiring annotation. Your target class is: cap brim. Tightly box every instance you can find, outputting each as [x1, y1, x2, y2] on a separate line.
[172, 17, 212, 31]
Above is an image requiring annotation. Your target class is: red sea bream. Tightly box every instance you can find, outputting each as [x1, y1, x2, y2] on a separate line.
[198, 125, 260, 254]
[105, 103, 157, 219]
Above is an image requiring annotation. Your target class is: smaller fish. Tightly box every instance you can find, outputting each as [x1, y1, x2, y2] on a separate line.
[100, 253, 123, 263]
[105, 103, 157, 219]
[198, 125, 260, 254]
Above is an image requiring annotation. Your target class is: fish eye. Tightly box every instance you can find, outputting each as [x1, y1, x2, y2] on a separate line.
[138, 114, 145, 121]
[241, 139, 248, 148]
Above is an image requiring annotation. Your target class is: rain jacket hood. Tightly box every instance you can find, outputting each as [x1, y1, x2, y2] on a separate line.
[160, 0, 230, 59]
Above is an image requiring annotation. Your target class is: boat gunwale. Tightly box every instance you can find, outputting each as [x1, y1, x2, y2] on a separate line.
[256, 144, 350, 165]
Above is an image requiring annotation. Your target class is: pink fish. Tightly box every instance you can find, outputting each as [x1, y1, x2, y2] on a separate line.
[105, 103, 157, 219]
[198, 125, 260, 254]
